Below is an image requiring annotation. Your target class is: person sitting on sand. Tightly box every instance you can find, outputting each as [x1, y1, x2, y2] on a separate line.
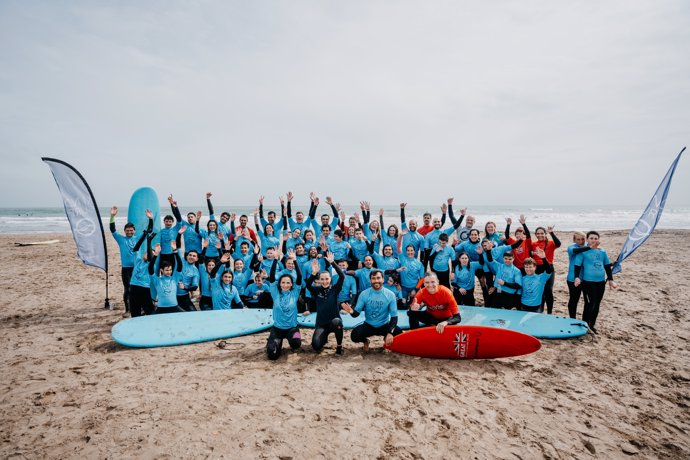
[341, 270, 402, 352]
[408, 272, 461, 332]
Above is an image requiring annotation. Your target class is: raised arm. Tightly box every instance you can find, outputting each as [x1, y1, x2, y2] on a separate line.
[206, 192, 214, 216]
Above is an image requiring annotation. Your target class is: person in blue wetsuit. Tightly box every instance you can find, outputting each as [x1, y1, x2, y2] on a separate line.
[378, 208, 401, 254]
[349, 228, 370, 265]
[398, 203, 425, 258]
[398, 245, 425, 304]
[477, 239, 497, 307]
[573, 231, 618, 333]
[332, 259, 358, 308]
[198, 242, 223, 311]
[370, 244, 401, 283]
[209, 264, 246, 310]
[347, 255, 376, 292]
[174, 230, 200, 311]
[428, 233, 455, 288]
[451, 251, 483, 306]
[311, 195, 340, 238]
[286, 192, 314, 233]
[566, 232, 586, 319]
[158, 194, 183, 266]
[519, 249, 553, 311]
[266, 253, 303, 360]
[422, 204, 464, 269]
[243, 272, 273, 308]
[341, 270, 402, 352]
[306, 252, 346, 354]
[128, 219, 157, 317]
[328, 229, 351, 262]
[182, 210, 202, 257]
[254, 210, 285, 257]
[148, 240, 185, 314]
[454, 229, 482, 262]
[258, 195, 285, 232]
[481, 249, 522, 310]
[483, 221, 504, 247]
[109, 206, 152, 313]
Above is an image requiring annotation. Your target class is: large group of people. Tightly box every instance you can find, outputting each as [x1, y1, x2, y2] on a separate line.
[110, 192, 618, 359]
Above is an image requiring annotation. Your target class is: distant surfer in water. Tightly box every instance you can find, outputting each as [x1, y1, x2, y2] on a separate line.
[341, 270, 402, 352]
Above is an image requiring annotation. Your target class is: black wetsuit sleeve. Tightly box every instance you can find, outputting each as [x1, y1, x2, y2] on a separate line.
[510, 240, 522, 249]
[447, 313, 461, 325]
[544, 261, 553, 274]
[199, 247, 207, 264]
[362, 210, 370, 224]
[268, 260, 278, 283]
[551, 232, 561, 248]
[195, 219, 200, 234]
[133, 231, 147, 252]
[503, 281, 521, 289]
[294, 260, 303, 286]
[505, 223, 511, 239]
[306, 274, 319, 295]
[388, 316, 398, 334]
[330, 204, 338, 220]
[572, 246, 592, 255]
[287, 201, 292, 218]
[259, 203, 264, 220]
[109, 222, 116, 233]
[448, 205, 458, 226]
[429, 249, 439, 267]
[441, 212, 446, 227]
[448, 205, 463, 229]
[207, 198, 214, 216]
[172, 203, 182, 222]
[175, 232, 182, 250]
[332, 262, 345, 292]
[366, 240, 375, 253]
[283, 215, 288, 231]
[485, 250, 494, 263]
[478, 253, 485, 265]
[148, 255, 157, 275]
[280, 203, 285, 221]
[400, 207, 406, 224]
[350, 308, 361, 318]
[209, 261, 222, 278]
[379, 214, 385, 232]
[522, 224, 531, 239]
[574, 265, 582, 278]
[174, 252, 182, 272]
[250, 254, 260, 272]
[308, 202, 316, 220]
[604, 264, 614, 281]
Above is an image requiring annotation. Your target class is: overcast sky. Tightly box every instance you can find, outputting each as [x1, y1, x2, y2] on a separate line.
[1, 1, 688, 208]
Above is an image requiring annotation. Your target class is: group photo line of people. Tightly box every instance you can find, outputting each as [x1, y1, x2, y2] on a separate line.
[109, 192, 618, 359]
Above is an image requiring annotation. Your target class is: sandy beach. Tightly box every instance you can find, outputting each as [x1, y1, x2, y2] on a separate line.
[1, 230, 689, 459]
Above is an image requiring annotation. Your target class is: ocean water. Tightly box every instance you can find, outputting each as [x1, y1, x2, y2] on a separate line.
[2, 205, 690, 235]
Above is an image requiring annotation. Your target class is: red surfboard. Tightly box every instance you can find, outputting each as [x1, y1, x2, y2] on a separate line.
[385, 325, 541, 359]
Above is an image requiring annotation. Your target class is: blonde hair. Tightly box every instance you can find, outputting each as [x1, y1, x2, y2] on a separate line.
[573, 231, 586, 241]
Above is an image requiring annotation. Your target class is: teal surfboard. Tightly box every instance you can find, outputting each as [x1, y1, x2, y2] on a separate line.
[298, 307, 587, 339]
[112, 309, 274, 348]
[298, 310, 411, 330]
[127, 187, 160, 245]
[458, 306, 588, 339]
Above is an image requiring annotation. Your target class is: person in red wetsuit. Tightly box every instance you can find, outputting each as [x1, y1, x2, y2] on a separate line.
[528, 225, 561, 314]
[408, 272, 461, 332]
[417, 203, 447, 236]
[504, 214, 532, 273]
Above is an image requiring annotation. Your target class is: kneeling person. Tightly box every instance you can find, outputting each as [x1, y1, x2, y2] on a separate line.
[408, 272, 461, 332]
[342, 270, 402, 352]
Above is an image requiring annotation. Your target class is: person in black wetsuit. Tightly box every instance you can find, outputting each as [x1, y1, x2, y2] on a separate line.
[306, 251, 346, 355]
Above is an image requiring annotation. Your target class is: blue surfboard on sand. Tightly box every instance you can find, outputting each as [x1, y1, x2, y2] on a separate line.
[298, 307, 587, 339]
[127, 187, 160, 245]
[112, 309, 274, 348]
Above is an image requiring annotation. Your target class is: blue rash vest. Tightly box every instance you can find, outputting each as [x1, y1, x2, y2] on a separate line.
[372, 253, 401, 280]
[363, 225, 382, 254]
[398, 257, 424, 289]
[520, 272, 551, 307]
[110, 231, 138, 268]
[354, 267, 374, 291]
[270, 283, 301, 329]
[288, 217, 313, 234]
[212, 281, 242, 310]
[151, 273, 181, 307]
[183, 225, 202, 254]
[384, 283, 403, 300]
[487, 260, 523, 294]
[430, 245, 455, 272]
[176, 260, 200, 296]
[350, 239, 369, 262]
[567, 244, 585, 282]
[198, 229, 222, 258]
[329, 240, 350, 261]
[245, 281, 271, 300]
[232, 269, 253, 296]
[232, 250, 254, 271]
[400, 222, 425, 257]
[455, 240, 481, 262]
[453, 262, 482, 290]
[257, 231, 281, 257]
[130, 252, 152, 288]
[423, 227, 455, 250]
[331, 272, 357, 302]
[159, 222, 182, 255]
[579, 248, 611, 282]
[354, 287, 398, 328]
